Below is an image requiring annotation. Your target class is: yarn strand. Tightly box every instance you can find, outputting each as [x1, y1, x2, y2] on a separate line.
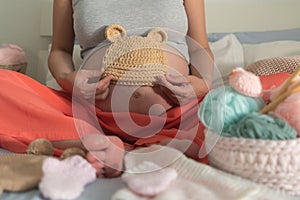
[260, 80, 300, 114]
[270, 65, 300, 101]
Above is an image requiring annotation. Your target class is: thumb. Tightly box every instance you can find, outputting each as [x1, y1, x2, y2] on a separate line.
[165, 74, 189, 85]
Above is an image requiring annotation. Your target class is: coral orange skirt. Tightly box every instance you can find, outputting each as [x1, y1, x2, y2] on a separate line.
[0, 69, 291, 164]
[0, 70, 209, 163]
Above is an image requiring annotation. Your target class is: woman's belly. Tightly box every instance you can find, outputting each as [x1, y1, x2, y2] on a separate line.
[95, 46, 189, 115]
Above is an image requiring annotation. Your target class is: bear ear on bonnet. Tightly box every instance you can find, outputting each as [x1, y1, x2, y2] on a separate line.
[105, 24, 126, 42]
[147, 28, 168, 44]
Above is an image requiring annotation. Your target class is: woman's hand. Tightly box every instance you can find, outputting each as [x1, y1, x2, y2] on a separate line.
[66, 68, 113, 100]
[156, 74, 198, 106]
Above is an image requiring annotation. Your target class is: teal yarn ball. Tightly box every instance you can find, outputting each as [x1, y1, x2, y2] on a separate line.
[222, 112, 297, 140]
[198, 86, 264, 133]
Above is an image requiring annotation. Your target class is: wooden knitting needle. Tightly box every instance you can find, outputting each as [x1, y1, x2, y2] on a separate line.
[271, 65, 300, 101]
[260, 80, 300, 114]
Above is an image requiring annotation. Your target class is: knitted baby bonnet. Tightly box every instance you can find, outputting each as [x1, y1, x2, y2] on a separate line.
[101, 24, 168, 86]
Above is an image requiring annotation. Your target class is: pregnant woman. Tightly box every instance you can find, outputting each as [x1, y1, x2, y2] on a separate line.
[0, 0, 214, 177]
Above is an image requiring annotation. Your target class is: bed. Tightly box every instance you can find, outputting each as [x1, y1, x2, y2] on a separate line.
[1, 0, 300, 199]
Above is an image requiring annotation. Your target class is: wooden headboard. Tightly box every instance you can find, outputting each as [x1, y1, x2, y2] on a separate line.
[40, 0, 300, 37]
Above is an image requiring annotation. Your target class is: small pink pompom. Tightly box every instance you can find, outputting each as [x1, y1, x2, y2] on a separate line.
[229, 67, 262, 97]
[271, 91, 300, 136]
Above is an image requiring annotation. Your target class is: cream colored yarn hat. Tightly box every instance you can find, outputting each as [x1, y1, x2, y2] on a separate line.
[101, 24, 168, 86]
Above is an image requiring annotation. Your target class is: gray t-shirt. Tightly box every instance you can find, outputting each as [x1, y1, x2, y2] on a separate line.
[72, 0, 190, 62]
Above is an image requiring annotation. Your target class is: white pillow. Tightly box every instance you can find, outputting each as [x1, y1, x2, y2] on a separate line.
[209, 34, 244, 83]
[46, 45, 83, 89]
[243, 40, 300, 67]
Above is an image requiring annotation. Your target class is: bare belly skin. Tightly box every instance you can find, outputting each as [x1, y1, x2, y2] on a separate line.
[95, 45, 189, 115]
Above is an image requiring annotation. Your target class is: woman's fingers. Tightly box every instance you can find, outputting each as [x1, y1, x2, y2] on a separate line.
[97, 75, 112, 91]
[73, 69, 112, 100]
[165, 74, 189, 85]
[157, 75, 195, 105]
[86, 152, 105, 177]
[95, 88, 110, 100]
[94, 75, 112, 100]
[157, 75, 186, 95]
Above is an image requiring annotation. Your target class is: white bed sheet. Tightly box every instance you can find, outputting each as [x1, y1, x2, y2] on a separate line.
[1, 179, 125, 200]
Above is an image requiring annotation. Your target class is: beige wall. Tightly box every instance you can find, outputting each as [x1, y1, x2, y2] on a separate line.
[1, 0, 300, 82]
[0, 0, 51, 81]
[206, 0, 300, 33]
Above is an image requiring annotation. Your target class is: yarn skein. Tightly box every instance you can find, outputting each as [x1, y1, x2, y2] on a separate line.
[222, 112, 297, 140]
[271, 91, 300, 136]
[198, 86, 264, 133]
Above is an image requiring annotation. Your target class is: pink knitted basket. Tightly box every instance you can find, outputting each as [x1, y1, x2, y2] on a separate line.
[206, 129, 300, 196]
[207, 56, 300, 195]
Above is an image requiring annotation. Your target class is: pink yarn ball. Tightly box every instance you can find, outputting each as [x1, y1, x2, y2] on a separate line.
[269, 77, 300, 101]
[271, 91, 300, 136]
[229, 68, 262, 97]
[0, 44, 27, 65]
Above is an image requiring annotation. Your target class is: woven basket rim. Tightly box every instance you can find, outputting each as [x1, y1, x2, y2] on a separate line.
[205, 129, 300, 144]
[205, 129, 300, 154]
[218, 134, 300, 144]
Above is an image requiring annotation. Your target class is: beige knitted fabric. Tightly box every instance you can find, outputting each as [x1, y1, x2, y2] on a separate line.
[0, 154, 47, 192]
[245, 56, 300, 76]
[101, 24, 168, 86]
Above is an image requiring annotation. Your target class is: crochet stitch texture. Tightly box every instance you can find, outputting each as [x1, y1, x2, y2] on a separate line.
[102, 24, 168, 86]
